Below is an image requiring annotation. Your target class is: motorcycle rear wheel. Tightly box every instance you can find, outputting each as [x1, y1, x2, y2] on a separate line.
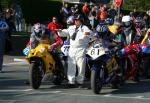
[91, 70, 102, 94]
[29, 63, 43, 89]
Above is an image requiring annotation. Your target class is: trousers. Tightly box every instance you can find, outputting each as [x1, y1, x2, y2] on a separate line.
[67, 47, 86, 84]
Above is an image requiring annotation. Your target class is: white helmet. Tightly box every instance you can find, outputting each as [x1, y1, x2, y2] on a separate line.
[67, 16, 74, 25]
[122, 15, 132, 22]
[33, 23, 45, 37]
[33, 23, 42, 33]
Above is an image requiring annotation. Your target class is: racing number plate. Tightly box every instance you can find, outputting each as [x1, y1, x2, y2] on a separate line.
[87, 44, 105, 60]
[61, 44, 70, 56]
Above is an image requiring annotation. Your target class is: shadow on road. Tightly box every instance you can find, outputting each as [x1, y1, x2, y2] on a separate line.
[0, 79, 28, 89]
[111, 79, 150, 94]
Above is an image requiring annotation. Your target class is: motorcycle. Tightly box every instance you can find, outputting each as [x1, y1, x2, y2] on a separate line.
[25, 40, 64, 89]
[121, 42, 141, 81]
[86, 40, 120, 94]
[60, 40, 70, 80]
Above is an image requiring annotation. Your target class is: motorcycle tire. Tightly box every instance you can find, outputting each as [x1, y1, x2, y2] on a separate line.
[29, 63, 42, 89]
[91, 70, 102, 94]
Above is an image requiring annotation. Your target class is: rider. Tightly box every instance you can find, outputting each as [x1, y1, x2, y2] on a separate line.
[29, 23, 64, 79]
[133, 16, 147, 43]
[121, 15, 141, 81]
[30, 23, 62, 49]
[121, 15, 136, 45]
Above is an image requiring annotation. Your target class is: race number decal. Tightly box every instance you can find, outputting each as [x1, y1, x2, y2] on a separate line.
[23, 46, 30, 56]
[61, 45, 70, 56]
[87, 44, 105, 59]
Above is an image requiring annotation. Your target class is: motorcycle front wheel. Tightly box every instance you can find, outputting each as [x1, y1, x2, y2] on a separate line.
[91, 69, 103, 94]
[29, 62, 43, 89]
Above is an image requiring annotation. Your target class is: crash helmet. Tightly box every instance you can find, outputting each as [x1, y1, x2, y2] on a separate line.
[67, 15, 74, 25]
[74, 14, 84, 22]
[134, 16, 144, 28]
[122, 15, 132, 28]
[105, 17, 114, 25]
[33, 23, 45, 38]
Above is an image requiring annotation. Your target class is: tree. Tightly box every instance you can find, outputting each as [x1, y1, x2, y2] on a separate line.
[122, 0, 150, 12]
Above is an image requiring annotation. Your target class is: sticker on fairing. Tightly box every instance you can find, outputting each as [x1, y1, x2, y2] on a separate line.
[87, 44, 105, 60]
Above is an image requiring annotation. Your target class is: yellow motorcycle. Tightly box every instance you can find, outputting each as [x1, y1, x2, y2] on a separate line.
[25, 40, 63, 89]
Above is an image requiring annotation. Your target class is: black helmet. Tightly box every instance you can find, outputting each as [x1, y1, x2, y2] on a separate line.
[134, 16, 143, 28]
[74, 14, 84, 22]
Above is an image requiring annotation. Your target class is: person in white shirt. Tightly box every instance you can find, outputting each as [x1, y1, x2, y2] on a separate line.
[58, 14, 93, 87]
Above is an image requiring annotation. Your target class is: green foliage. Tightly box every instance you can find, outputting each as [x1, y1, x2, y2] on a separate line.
[122, 0, 150, 12]
[1, 0, 63, 23]
[20, 0, 62, 24]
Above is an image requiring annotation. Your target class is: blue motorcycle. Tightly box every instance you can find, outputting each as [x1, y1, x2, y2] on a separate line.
[86, 41, 121, 94]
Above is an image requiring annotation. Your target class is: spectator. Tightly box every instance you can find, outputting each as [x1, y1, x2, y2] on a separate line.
[74, 4, 81, 14]
[70, 6, 76, 15]
[144, 14, 150, 28]
[4, 8, 14, 53]
[60, 2, 71, 19]
[97, 5, 107, 21]
[132, 8, 139, 18]
[108, 5, 117, 19]
[47, 16, 62, 33]
[47, 16, 63, 44]
[60, 2, 71, 28]
[13, 3, 23, 32]
[82, 2, 90, 17]
[88, 6, 98, 30]
[0, 13, 9, 73]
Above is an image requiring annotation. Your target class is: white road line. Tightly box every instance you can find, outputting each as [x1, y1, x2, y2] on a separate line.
[14, 90, 150, 101]
[13, 91, 62, 97]
[0, 100, 23, 103]
[57, 92, 150, 101]
[0, 89, 32, 92]
[3, 61, 28, 66]
[103, 94, 112, 97]
[22, 89, 33, 91]
[136, 96, 144, 98]
[13, 92, 36, 97]
[13, 58, 26, 62]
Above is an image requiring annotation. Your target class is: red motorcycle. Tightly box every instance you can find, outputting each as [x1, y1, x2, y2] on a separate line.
[121, 42, 141, 81]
